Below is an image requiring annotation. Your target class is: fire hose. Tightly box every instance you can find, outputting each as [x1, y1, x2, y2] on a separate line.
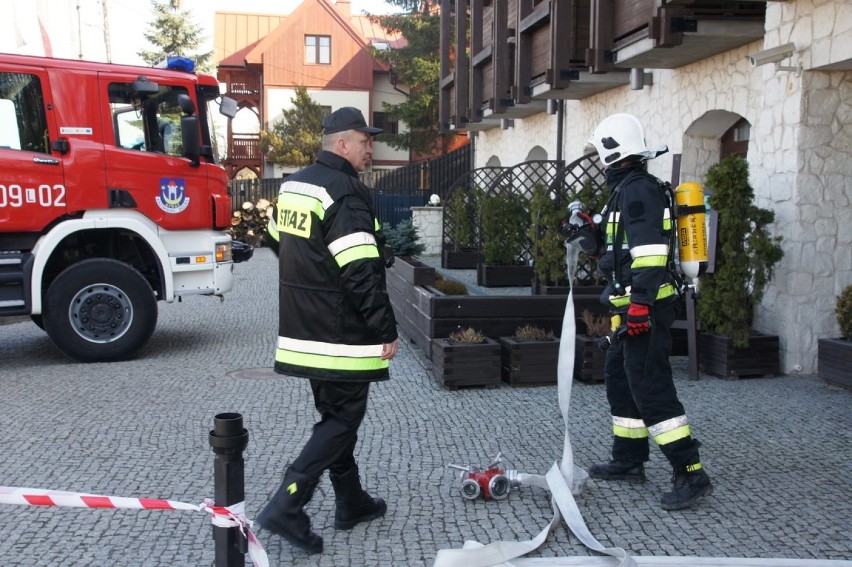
[433, 243, 635, 567]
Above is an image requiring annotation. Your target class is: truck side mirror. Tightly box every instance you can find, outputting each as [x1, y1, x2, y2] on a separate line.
[219, 96, 238, 119]
[181, 115, 201, 166]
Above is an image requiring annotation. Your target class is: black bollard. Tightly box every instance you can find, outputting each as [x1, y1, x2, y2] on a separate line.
[209, 412, 250, 567]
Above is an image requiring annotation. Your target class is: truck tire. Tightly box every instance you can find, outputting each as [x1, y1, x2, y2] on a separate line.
[43, 259, 158, 362]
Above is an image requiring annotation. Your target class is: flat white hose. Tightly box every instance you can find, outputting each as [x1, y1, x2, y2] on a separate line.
[433, 243, 635, 567]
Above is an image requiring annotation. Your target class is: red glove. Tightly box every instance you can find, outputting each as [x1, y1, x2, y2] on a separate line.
[626, 303, 651, 336]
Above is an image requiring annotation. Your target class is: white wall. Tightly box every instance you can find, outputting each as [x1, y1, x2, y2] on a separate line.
[371, 73, 410, 165]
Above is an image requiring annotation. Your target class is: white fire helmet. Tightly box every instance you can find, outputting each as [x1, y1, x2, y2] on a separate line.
[587, 113, 668, 166]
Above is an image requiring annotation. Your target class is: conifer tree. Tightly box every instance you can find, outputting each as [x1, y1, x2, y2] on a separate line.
[259, 86, 326, 168]
[385, 218, 426, 256]
[138, 0, 213, 71]
[697, 156, 783, 348]
[368, 1, 446, 155]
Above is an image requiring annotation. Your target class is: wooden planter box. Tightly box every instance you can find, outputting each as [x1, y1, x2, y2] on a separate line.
[476, 264, 535, 287]
[387, 267, 611, 361]
[499, 336, 560, 386]
[442, 249, 482, 269]
[698, 332, 780, 378]
[535, 283, 572, 295]
[391, 255, 435, 286]
[818, 338, 852, 389]
[431, 337, 501, 389]
[574, 334, 606, 383]
[532, 281, 606, 298]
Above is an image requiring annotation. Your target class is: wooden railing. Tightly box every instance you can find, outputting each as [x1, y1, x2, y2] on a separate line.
[225, 72, 261, 95]
[228, 134, 260, 161]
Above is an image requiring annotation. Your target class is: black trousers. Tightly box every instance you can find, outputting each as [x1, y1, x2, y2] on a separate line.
[603, 300, 700, 467]
[289, 380, 371, 480]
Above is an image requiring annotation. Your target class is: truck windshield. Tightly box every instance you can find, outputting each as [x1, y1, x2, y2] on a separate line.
[109, 83, 189, 157]
[204, 98, 224, 164]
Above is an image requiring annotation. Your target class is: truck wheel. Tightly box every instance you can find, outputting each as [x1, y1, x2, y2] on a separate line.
[30, 315, 45, 330]
[43, 259, 157, 362]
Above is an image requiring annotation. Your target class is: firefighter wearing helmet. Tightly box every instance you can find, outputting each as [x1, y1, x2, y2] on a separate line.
[586, 113, 713, 510]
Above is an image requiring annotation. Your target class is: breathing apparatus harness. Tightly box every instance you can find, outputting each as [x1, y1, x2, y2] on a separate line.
[575, 167, 700, 351]
[607, 169, 685, 302]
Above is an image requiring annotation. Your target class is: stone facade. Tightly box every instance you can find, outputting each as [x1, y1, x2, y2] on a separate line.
[470, 0, 852, 374]
[411, 206, 443, 256]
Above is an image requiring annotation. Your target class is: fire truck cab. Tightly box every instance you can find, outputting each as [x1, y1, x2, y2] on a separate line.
[0, 53, 242, 362]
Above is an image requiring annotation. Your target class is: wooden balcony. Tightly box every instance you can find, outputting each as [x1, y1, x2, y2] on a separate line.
[439, 0, 768, 132]
[228, 134, 261, 161]
[515, 0, 627, 102]
[221, 71, 261, 96]
[590, 0, 766, 72]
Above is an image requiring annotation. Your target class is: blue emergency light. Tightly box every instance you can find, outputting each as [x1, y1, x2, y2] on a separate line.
[155, 56, 195, 73]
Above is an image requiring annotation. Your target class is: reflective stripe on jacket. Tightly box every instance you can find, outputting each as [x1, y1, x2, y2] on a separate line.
[267, 150, 397, 382]
[597, 166, 676, 309]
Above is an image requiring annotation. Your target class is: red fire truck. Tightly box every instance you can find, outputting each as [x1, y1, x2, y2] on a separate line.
[0, 54, 247, 362]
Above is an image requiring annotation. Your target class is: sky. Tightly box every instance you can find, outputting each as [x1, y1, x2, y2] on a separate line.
[3, 0, 401, 66]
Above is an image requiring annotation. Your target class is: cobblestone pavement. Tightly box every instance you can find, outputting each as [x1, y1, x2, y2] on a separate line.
[0, 248, 849, 566]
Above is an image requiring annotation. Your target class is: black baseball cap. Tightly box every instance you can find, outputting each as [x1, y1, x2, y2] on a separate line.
[322, 107, 383, 135]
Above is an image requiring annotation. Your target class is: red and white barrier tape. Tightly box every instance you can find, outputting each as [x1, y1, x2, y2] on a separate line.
[0, 486, 268, 567]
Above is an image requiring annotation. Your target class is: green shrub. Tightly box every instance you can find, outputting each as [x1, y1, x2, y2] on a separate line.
[481, 191, 528, 265]
[445, 187, 477, 251]
[697, 156, 783, 349]
[432, 277, 468, 296]
[384, 218, 425, 257]
[836, 285, 852, 339]
[527, 185, 565, 286]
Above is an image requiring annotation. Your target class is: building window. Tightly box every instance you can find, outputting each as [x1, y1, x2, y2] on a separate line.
[720, 118, 750, 160]
[373, 112, 398, 135]
[305, 35, 331, 65]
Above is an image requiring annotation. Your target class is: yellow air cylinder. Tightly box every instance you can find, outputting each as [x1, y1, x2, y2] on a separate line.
[674, 182, 708, 282]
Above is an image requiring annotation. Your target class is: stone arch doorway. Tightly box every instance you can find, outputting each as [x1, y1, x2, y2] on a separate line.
[681, 110, 749, 183]
[234, 167, 259, 180]
[222, 103, 262, 180]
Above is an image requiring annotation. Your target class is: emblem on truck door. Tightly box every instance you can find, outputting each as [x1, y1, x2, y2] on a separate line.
[156, 178, 190, 213]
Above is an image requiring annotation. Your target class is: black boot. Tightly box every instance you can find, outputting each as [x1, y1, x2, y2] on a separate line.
[589, 460, 646, 482]
[257, 469, 323, 553]
[661, 463, 713, 511]
[329, 466, 387, 530]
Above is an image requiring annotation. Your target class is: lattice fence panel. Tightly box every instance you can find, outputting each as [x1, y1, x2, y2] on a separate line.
[441, 167, 506, 254]
[439, 153, 608, 286]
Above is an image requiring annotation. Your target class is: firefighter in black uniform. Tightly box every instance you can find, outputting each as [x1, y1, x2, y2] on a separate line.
[259, 107, 399, 553]
[586, 113, 712, 511]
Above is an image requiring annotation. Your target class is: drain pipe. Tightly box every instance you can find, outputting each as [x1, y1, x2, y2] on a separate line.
[556, 99, 565, 163]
